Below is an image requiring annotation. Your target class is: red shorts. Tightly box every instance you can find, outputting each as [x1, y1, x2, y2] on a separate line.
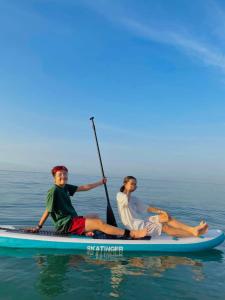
[68, 216, 86, 235]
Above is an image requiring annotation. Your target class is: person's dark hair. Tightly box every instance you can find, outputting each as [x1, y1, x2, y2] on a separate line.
[120, 176, 137, 192]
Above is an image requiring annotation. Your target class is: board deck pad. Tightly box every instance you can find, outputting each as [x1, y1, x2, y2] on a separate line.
[0, 226, 150, 240]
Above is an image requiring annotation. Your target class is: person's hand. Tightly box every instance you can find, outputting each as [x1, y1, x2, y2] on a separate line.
[100, 178, 107, 185]
[24, 226, 40, 233]
[159, 211, 171, 223]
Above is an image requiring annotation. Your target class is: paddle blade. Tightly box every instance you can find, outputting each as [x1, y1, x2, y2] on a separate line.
[107, 204, 117, 227]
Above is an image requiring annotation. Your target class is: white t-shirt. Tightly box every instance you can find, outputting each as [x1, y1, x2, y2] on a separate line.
[116, 192, 148, 231]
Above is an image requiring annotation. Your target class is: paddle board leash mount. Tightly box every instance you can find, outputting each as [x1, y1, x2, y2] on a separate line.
[90, 117, 117, 227]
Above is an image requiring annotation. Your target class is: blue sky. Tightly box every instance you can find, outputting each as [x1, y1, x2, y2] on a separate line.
[0, 0, 225, 182]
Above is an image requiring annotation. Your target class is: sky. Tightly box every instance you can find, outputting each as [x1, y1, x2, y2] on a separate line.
[0, 0, 225, 182]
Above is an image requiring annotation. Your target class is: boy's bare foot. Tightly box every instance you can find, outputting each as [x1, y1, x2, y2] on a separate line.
[130, 228, 147, 239]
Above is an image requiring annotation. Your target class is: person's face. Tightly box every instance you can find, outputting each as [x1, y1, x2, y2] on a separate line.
[54, 170, 68, 187]
[124, 179, 137, 192]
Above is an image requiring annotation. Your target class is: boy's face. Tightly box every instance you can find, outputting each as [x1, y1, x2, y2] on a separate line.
[54, 170, 68, 187]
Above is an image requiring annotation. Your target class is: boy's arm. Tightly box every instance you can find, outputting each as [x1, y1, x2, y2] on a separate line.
[77, 178, 107, 192]
[27, 209, 50, 233]
[37, 208, 50, 228]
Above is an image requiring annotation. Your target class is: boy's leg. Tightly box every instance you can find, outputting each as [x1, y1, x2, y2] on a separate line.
[84, 214, 99, 237]
[85, 218, 147, 238]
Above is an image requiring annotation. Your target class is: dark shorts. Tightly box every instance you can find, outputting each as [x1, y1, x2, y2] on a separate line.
[68, 216, 86, 235]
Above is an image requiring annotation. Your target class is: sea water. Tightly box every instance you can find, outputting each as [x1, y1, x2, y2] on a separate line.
[0, 170, 224, 300]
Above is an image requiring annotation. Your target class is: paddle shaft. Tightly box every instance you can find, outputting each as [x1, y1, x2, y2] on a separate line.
[90, 117, 117, 227]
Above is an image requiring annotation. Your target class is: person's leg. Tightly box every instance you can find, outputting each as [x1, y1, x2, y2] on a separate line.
[84, 214, 99, 237]
[166, 218, 207, 235]
[167, 218, 206, 233]
[158, 214, 208, 237]
[162, 224, 194, 237]
[162, 223, 208, 237]
[85, 218, 147, 238]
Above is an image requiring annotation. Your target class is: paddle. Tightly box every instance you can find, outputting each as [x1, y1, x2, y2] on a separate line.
[90, 117, 117, 227]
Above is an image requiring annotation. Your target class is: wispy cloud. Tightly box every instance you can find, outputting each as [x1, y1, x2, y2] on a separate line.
[122, 18, 225, 74]
[80, 0, 225, 75]
[8, 0, 225, 74]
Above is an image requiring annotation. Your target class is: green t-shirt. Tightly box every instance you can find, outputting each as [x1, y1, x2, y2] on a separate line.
[46, 184, 78, 232]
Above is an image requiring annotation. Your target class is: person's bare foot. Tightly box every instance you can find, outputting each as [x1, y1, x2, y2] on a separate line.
[130, 228, 147, 239]
[199, 220, 206, 226]
[198, 224, 208, 236]
[192, 223, 208, 237]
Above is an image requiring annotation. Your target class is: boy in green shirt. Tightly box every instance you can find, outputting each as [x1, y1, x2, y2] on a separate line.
[30, 166, 147, 239]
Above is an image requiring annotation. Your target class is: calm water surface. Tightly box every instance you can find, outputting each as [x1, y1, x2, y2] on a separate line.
[0, 170, 224, 300]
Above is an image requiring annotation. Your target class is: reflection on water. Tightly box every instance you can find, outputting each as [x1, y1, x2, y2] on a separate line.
[35, 255, 85, 297]
[0, 248, 223, 299]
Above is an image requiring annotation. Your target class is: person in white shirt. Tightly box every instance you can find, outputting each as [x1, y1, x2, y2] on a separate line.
[117, 176, 208, 237]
